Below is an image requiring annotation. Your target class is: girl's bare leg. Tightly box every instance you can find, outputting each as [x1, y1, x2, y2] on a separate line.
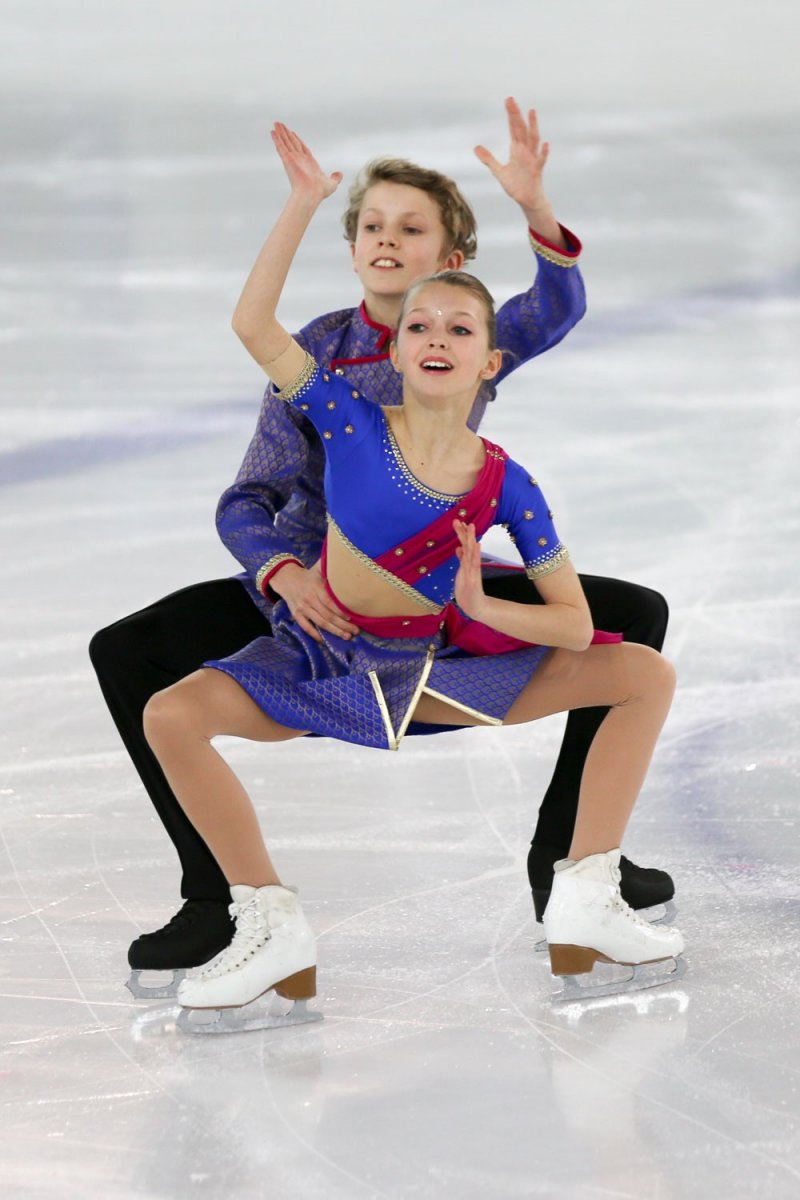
[413, 643, 676, 859]
[143, 668, 305, 887]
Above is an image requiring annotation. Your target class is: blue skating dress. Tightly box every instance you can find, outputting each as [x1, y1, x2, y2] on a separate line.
[206, 354, 580, 751]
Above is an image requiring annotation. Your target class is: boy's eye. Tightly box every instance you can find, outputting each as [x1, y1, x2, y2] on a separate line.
[364, 223, 380, 232]
[403, 226, 423, 235]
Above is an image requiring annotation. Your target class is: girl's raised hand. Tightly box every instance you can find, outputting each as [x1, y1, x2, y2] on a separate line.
[271, 122, 343, 204]
[453, 519, 486, 620]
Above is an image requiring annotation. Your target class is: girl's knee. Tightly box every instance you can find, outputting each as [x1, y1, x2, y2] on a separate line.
[625, 643, 676, 699]
[143, 684, 199, 749]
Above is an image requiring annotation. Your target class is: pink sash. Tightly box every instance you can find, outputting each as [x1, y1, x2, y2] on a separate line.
[320, 434, 621, 655]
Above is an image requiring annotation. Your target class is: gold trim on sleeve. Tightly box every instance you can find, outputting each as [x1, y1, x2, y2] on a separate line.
[525, 545, 570, 579]
[275, 352, 318, 403]
[255, 553, 302, 595]
[528, 231, 579, 269]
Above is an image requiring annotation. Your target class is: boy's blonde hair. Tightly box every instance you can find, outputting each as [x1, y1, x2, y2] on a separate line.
[342, 158, 478, 262]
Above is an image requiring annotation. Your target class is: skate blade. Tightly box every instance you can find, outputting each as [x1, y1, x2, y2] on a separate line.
[177, 995, 323, 1036]
[126, 968, 186, 1000]
[552, 955, 687, 1004]
[638, 899, 678, 925]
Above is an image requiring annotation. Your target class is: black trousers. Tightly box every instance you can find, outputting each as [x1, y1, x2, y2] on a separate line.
[89, 574, 667, 903]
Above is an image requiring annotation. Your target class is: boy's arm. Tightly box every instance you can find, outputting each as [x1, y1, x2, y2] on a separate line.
[474, 97, 566, 248]
[215, 360, 315, 597]
[475, 98, 586, 378]
[231, 122, 342, 390]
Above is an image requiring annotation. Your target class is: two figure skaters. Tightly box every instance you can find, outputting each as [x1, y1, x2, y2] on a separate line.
[88, 100, 676, 1009]
[135, 121, 685, 1027]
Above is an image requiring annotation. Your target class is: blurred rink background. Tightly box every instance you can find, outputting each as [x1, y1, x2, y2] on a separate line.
[1, 2, 799, 1197]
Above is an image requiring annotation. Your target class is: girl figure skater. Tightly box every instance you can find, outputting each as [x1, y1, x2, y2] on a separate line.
[142, 125, 683, 1021]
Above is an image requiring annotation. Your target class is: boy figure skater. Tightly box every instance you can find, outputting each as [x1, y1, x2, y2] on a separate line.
[89, 100, 673, 996]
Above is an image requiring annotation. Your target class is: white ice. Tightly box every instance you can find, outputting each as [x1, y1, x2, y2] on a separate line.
[1, 2, 799, 1197]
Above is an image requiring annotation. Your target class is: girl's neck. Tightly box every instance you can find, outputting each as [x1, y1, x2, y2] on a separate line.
[388, 393, 479, 470]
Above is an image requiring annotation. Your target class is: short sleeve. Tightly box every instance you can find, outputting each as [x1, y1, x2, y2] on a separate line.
[276, 352, 372, 461]
[499, 458, 570, 580]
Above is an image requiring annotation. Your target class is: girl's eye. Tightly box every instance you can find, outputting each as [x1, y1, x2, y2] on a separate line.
[403, 226, 422, 235]
[364, 223, 380, 232]
[452, 325, 472, 336]
[407, 322, 427, 333]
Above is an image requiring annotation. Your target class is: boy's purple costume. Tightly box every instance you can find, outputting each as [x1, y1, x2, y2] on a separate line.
[217, 230, 584, 616]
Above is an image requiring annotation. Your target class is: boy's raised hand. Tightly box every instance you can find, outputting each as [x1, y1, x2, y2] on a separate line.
[271, 122, 343, 205]
[474, 98, 549, 208]
[474, 98, 565, 246]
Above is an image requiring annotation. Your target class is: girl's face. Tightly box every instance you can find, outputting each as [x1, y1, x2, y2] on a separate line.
[392, 281, 502, 396]
[350, 183, 463, 303]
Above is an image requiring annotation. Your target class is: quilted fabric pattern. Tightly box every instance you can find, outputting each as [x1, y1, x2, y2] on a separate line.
[205, 602, 553, 751]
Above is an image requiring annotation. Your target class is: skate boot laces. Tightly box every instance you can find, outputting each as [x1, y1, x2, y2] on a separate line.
[197, 895, 271, 980]
[609, 879, 677, 934]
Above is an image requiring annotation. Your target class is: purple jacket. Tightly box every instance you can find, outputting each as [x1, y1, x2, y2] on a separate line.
[217, 228, 585, 615]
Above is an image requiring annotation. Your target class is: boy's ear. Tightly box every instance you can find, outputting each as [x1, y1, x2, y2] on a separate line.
[441, 248, 465, 271]
[349, 242, 357, 271]
[480, 349, 503, 381]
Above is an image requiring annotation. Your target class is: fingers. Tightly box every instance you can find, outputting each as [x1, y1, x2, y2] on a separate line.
[474, 144, 501, 174]
[293, 612, 324, 644]
[505, 96, 528, 143]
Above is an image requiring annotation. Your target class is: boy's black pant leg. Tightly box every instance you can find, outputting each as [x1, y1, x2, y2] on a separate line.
[88, 578, 272, 902]
[481, 572, 669, 852]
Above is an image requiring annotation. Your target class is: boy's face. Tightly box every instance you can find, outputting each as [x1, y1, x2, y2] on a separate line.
[350, 182, 464, 314]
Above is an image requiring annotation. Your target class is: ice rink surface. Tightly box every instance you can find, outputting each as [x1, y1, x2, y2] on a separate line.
[2, 2, 799, 1197]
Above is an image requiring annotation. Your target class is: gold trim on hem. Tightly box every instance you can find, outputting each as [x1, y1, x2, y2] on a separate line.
[368, 646, 436, 751]
[368, 670, 398, 751]
[395, 646, 436, 744]
[525, 545, 570, 579]
[528, 231, 579, 269]
[421, 686, 504, 727]
[327, 516, 442, 613]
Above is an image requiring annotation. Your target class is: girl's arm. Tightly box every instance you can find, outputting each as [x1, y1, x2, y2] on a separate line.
[231, 123, 342, 390]
[454, 520, 593, 651]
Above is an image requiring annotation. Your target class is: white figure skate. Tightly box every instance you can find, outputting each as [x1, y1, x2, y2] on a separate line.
[533, 895, 678, 955]
[543, 849, 686, 1002]
[177, 884, 322, 1034]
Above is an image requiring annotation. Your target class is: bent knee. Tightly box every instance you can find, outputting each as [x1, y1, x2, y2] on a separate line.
[623, 642, 676, 699]
[143, 685, 199, 748]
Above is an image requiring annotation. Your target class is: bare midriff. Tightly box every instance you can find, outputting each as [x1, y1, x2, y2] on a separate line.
[325, 522, 443, 619]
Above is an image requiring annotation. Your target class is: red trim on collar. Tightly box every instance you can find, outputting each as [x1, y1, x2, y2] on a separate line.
[330, 351, 391, 372]
[359, 301, 395, 349]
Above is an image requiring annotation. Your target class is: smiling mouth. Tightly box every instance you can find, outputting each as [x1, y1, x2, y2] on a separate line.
[371, 258, 403, 269]
[420, 359, 453, 372]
